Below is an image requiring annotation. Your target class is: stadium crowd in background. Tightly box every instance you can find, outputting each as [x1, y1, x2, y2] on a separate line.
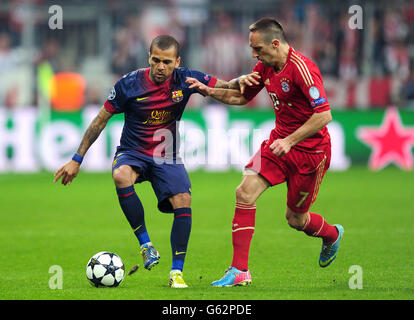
[1, 0, 414, 109]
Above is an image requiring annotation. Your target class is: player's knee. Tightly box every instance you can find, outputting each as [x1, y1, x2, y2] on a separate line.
[235, 184, 254, 204]
[286, 208, 306, 230]
[178, 192, 191, 206]
[112, 166, 134, 187]
[170, 192, 191, 208]
[287, 217, 303, 230]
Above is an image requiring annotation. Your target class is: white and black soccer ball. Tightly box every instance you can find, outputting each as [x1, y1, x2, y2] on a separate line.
[86, 252, 125, 287]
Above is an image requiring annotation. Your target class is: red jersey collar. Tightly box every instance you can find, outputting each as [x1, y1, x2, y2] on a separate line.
[273, 45, 293, 74]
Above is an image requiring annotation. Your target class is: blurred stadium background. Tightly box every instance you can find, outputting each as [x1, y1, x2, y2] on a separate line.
[1, 0, 414, 172]
[1, 0, 414, 108]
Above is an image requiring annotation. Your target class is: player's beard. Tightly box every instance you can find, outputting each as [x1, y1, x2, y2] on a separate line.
[258, 57, 272, 67]
[150, 70, 168, 84]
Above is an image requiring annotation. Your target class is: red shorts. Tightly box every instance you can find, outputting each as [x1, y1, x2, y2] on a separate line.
[245, 140, 331, 213]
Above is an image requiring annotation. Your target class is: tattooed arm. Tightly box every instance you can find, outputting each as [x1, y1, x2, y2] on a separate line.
[75, 106, 113, 156]
[186, 72, 261, 105]
[214, 72, 261, 94]
[214, 78, 240, 90]
[53, 106, 113, 185]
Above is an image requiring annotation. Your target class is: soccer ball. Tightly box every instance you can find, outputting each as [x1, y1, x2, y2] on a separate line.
[86, 251, 125, 287]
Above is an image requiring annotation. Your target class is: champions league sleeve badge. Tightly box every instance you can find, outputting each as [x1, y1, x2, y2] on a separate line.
[309, 86, 320, 99]
[108, 87, 116, 100]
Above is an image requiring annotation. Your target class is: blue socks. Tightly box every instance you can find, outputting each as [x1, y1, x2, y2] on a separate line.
[116, 185, 150, 246]
[171, 207, 192, 271]
[117, 186, 192, 273]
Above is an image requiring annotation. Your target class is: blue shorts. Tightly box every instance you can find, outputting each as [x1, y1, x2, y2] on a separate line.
[112, 148, 191, 213]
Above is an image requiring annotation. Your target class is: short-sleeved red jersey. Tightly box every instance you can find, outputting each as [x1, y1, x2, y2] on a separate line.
[243, 46, 331, 152]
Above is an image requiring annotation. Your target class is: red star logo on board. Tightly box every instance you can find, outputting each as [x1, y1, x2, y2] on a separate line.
[358, 107, 414, 170]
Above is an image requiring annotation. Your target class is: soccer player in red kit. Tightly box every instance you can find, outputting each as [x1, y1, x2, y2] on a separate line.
[186, 18, 344, 287]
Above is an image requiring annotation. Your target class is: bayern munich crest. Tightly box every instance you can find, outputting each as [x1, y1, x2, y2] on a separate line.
[281, 81, 290, 92]
[172, 90, 184, 103]
[280, 77, 291, 92]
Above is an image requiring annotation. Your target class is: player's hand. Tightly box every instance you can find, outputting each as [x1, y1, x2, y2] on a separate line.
[53, 160, 80, 186]
[269, 139, 292, 157]
[237, 72, 261, 94]
[185, 77, 211, 96]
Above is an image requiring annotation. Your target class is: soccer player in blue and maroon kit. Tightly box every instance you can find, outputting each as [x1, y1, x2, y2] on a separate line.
[187, 18, 344, 287]
[53, 35, 233, 288]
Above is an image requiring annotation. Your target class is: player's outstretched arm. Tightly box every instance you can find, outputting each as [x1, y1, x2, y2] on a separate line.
[53, 106, 113, 185]
[214, 72, 261, 94]
[186, 77, 249, 105]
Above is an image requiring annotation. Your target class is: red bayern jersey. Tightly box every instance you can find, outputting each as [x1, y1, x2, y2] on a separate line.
[243, 46, 331, 152]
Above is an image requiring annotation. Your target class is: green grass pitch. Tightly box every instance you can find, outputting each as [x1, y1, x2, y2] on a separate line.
[0, 167, 413, 300]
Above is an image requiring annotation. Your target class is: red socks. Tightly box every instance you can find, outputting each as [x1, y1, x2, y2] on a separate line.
[230, 207, 337, 271]
[302, 212, 338, 244]
[231, 203, 256, 271]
